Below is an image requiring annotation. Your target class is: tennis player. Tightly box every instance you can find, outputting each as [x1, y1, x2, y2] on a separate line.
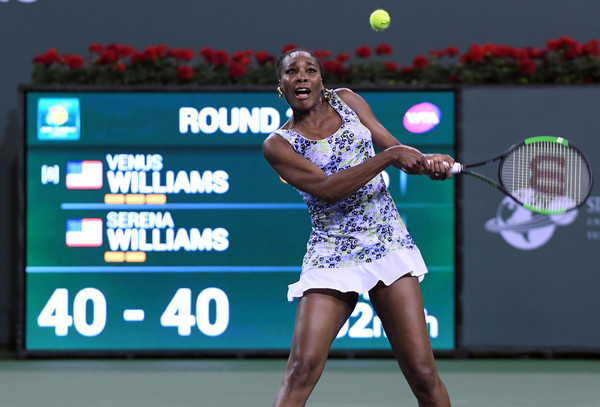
[263, 48, 453, 406]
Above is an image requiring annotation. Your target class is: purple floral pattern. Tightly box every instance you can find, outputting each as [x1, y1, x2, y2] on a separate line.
[276, 92, 418, 270]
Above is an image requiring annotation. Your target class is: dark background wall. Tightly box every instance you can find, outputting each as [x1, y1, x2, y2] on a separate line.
[2, 0, 600, 352]
[460, 86, 600, 353]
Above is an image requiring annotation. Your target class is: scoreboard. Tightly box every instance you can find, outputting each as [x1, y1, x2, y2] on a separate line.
[20, 88, 455, 355]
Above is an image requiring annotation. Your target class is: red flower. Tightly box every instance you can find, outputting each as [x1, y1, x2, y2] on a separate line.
[565, 43, 583, 59]
[518, 56, 536, 74]
[156, 44, 168, 58]
[255, 50, 275, 66]
[130, 51, 143, 63]
[310, 49, 331, 60]
[97, 49, 119, 65]
[482, 43, 500, 58]
[503, 46, 522, 59]
[430, 47, 459, 58]
[44, 48, 62, 64]
[323, 60, 344, 76]
[525, 47, 545, 59]
[177, 65, 194, 81]
[168, 48, 194, 61]
[461, 44, 485, 63]
[33, 48, 62, 65]
[213, 49, 230, 67]
[141, 46, 159, 61]
[105, 43, 133, 58]
[448, 74, 458, 82]
[375, 43, 393, 56]
[255, 50, 267, 62]
[483, 44, 501, 58]
[200, 46, 215, 64]
[546, 38, 562, 51]
[401, 66, 413, 74]
[282, 44, 298, 53]
[355, 45, 372, 59]
[89, 43, 103, 54]
[583, 39, 599, 55]
[430, 49, 446, 58]
[114, 62, 126, 72]
[413, 54, 428, 69]
[116, 44, 134, 58]
[232, 51, 251, 66]
[547, 36, 582, 56]
[232, 51, 246, 61]
[384, 61, 397, 72]
[64, 54, 84, 70]
[336, 53, 349, 62]
[445, 45, 459, 57]
[559, 35, 579, 48]
[228, 61, 246, 80]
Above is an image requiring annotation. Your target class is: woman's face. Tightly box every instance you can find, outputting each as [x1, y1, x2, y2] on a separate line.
[278, 51, 323, 110]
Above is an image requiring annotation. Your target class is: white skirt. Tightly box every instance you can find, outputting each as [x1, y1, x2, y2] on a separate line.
[287, 248, 428, 301]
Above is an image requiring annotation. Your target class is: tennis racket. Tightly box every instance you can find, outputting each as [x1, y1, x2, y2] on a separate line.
[442, 135, 593, 215]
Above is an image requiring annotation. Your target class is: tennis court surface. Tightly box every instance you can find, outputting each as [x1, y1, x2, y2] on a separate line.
[1, 355, 599, 406]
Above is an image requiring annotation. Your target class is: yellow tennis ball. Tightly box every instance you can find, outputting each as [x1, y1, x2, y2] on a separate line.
[370, 9, 390, 31]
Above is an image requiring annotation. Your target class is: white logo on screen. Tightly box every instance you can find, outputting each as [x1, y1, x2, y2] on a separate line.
[484, 190, 577, 250]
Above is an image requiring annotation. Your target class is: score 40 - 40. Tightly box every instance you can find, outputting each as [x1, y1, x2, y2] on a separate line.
[36, 287, 230, 337]
[35, 288, 440, 342]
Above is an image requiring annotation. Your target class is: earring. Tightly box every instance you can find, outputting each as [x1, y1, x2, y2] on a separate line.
[277, 86, 283, 99]
[321, 88, 333, 101]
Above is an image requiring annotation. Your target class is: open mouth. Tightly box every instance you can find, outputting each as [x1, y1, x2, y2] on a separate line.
[294, 87, 311, 99]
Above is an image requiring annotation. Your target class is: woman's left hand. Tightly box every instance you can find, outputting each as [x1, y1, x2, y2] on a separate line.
[425, 154, 454, 180]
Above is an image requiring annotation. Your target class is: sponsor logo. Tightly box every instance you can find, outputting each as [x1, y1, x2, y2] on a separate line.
[38, 98, 80, 140]
[403, 102, 441, 134]
[485, 190, 578, 250]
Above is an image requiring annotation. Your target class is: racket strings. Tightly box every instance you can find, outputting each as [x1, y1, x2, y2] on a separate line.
[500, 141, 591, 213]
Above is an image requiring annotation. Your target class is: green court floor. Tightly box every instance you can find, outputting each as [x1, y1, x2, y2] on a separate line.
[1, 357, 598, 406]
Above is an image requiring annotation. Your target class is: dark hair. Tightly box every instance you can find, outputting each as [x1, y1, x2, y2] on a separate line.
[276, 48, 324, 81]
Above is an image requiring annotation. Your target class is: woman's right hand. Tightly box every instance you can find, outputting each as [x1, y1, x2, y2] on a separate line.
[386, 145, 430, 175]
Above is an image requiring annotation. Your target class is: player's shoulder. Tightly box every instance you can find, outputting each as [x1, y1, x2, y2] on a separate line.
[334, 88, 370, 115]
[264, 118, 291, 146]
[263, 131, 282, 148]
[334, 87, 357, 100]
[262, 130, 291, 155]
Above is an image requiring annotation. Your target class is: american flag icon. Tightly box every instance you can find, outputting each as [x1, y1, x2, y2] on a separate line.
[66, 218, 103, 247]
[66, 161, 103, 189]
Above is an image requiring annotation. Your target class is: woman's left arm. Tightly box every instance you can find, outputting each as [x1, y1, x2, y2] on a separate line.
[337, 88, 454, 179]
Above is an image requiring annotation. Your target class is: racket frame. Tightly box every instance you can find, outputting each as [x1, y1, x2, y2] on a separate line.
[453, 136, 593, 215]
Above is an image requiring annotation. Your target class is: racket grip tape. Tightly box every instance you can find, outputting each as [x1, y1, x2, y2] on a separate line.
[427, 160, 462, 174]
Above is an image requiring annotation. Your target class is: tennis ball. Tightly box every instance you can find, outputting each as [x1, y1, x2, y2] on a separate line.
[370, 9, 390, 31]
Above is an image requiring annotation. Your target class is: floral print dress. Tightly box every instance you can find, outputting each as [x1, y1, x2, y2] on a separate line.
[276, 91, 428, 301]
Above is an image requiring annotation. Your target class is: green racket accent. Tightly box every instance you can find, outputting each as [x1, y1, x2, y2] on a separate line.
[524, 135, 568, 146]
[523, 203, 567, 215]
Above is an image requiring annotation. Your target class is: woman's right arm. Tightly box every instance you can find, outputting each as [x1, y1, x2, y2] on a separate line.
[262, 133, 421, 204]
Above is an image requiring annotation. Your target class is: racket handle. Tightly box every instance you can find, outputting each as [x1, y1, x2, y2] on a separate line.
[427, 160, 462, 174]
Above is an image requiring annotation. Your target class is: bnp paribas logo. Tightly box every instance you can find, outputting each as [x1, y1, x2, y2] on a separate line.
[485, 192, 578, 250]
[37, 98, 80, 140]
